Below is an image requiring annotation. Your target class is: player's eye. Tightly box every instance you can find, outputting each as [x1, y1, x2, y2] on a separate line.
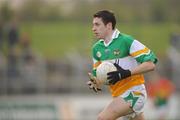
[94, 23, 100, 26]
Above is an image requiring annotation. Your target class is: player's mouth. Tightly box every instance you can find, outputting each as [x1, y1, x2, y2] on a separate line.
[94, 33, 99, 37]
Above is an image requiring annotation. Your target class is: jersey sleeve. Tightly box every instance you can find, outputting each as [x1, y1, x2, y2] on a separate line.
[129, 39, 158, 64]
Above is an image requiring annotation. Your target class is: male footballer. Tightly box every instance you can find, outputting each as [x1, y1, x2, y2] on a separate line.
[87, 10, 158, 120]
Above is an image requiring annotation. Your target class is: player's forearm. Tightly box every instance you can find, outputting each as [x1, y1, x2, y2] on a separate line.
[130, 61, 156, 75]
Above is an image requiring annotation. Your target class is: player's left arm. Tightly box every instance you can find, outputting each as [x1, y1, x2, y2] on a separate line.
[131, 61, 156, 75]
[107, 39, 158, 85]
[129, 39, 158, 75]
[107, 60, 156, 85]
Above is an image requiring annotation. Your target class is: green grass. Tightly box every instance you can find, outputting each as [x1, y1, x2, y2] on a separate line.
[21, 21, 92, 59]
[20, 21, 180, 59]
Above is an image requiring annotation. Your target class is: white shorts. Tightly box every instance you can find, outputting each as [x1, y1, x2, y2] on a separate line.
[119, 84, 147, 119]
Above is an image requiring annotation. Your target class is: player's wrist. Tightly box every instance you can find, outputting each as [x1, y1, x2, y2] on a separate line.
[119, 69, 131, 79]
[114, 63, 131, 79]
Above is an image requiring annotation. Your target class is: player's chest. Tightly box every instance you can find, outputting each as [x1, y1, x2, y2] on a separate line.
[96, 43, 129, 60]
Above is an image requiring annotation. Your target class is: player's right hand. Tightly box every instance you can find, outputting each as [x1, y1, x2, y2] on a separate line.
[87, 73, 102, 93]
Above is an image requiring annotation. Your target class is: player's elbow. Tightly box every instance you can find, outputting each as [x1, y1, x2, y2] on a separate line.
[147, 61, 156, 71]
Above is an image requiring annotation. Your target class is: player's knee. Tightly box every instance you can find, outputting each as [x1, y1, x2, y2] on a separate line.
[97, 113, 112, 120]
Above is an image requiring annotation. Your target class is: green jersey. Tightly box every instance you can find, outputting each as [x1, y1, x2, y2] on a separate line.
[91, 29, 157, 97]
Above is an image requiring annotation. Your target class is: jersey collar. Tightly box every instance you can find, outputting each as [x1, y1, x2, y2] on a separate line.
[100, 29, 120, 47]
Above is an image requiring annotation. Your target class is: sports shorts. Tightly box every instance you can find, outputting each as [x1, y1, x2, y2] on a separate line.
[120, 84, 147, 119]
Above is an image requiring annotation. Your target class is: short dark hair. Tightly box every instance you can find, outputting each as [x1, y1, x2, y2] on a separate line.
[93, 10, 116, 30]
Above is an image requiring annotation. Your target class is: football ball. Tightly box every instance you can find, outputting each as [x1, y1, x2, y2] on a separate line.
[96, 61, 117, 84]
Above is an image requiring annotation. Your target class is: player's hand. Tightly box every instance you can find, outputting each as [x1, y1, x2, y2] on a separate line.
[87, 73, 102, 93]
[107, 63, 131, 85]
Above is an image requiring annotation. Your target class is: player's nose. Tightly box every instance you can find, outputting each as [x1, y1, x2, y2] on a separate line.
[92, 26, 96, 32]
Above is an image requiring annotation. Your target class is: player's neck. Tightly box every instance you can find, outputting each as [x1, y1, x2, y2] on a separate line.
[104, 30, 114, 44]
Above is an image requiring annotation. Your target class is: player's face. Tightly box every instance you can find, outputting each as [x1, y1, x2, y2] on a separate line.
[92, 17, 109, 39]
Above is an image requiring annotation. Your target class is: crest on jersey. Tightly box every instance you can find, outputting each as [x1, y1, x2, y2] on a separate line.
[96, 51, 101, 58]
[113, 49, 120, 56]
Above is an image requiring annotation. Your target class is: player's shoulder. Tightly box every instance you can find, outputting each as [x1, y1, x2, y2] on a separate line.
[119, 33, 134, 40]
[117, 33, 134, 45]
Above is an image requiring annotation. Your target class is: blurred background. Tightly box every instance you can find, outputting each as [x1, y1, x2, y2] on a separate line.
[0, 0, 180, 119]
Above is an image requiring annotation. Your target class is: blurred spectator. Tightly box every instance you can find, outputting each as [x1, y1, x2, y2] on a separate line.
[7, 19, 19, 50]
[19, 32, 34, 62]
[18, 33, 46, 93]
[146, 71, 175, 120]
[6, 48, 20, 94]
[6, 19, 20, 81]
[164, 33, 180, 91]
[170, 33, 180, 51]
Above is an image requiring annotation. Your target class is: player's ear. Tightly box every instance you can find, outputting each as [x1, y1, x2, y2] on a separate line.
[106, 22, 113, 30]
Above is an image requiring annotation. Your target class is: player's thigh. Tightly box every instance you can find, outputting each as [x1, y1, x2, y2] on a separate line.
[98, 97, 133, 120]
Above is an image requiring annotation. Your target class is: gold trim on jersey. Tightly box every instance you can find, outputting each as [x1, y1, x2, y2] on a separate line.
[93, 61, 101, 69]
[109, 74, 145, 97]
[130, 47, 149, 57]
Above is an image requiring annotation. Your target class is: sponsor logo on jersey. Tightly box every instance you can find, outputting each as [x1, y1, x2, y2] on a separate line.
[113, 49, 120, 56]
[96, 51, 101, 58]
[105, 49, 110, 55]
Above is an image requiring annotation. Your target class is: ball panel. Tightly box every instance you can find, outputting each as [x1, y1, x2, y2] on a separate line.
[96, 61, 117, 83]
